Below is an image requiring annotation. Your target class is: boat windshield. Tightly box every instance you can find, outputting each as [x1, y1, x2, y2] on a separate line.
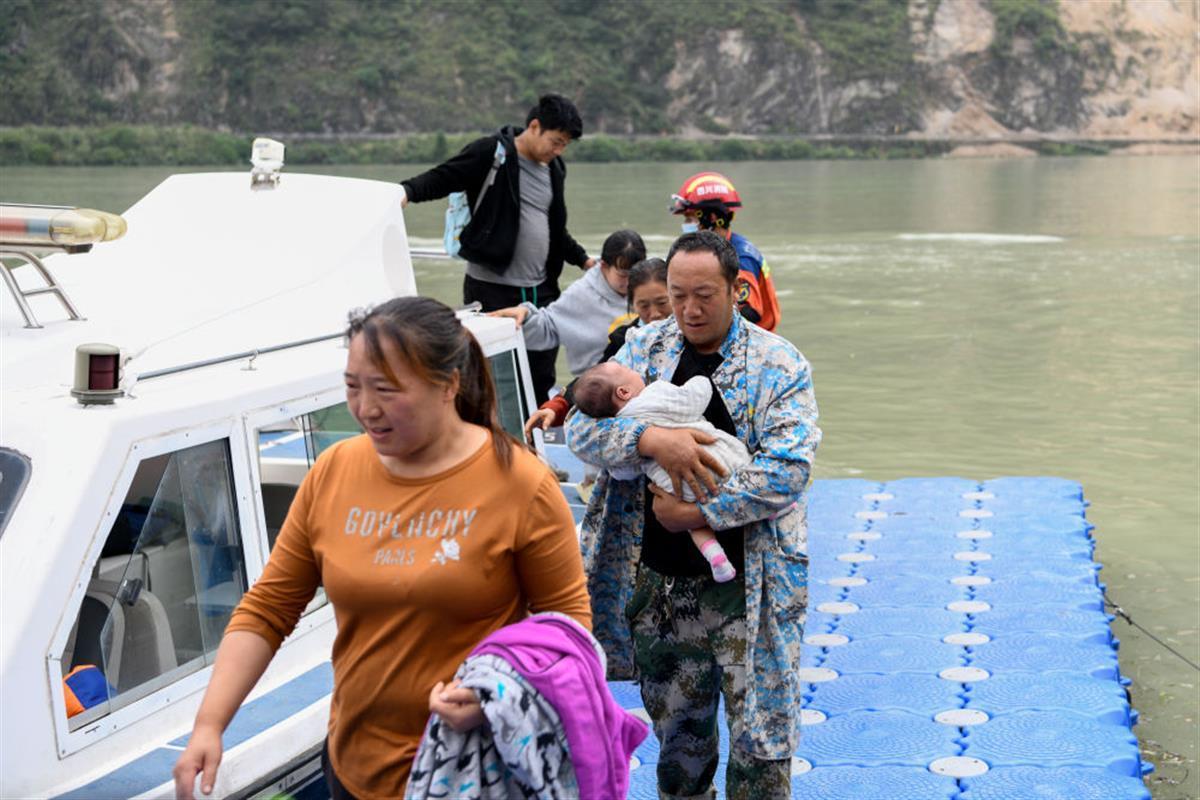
[0, 448, 31, 539]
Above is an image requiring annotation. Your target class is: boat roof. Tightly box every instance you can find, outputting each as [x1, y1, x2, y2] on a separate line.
[2, 171, 416, 396]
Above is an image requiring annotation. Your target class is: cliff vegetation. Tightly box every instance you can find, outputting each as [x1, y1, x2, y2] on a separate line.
[0, 0, 1195, 164]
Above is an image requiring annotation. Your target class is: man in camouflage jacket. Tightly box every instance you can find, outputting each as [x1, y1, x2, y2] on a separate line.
[566, 231, 820, 798]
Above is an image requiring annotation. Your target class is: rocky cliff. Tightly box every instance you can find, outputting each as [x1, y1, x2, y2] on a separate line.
[669, 0, 1198, 140]
[1, 0, 1195, 140]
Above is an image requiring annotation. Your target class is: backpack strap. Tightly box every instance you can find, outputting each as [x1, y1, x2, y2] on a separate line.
[473, 140, 507, 214]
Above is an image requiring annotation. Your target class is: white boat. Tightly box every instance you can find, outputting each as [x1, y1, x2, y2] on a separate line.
[0, 166, 541, 798]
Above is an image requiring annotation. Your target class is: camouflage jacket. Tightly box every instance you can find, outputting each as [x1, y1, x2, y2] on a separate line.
[565, 312, 820, 759]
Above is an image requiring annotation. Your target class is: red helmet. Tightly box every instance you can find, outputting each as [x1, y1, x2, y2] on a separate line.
[669, 171, 743, 217]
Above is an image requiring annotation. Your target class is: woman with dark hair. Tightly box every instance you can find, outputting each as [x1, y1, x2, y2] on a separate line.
[173, 297, 591, 800]
[490, 229, 647, 380]
[523, 257, 671, 444]
[599, 256, 670, 363]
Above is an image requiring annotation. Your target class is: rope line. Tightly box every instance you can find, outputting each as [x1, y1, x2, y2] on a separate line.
[1103, 589, 1200, 672]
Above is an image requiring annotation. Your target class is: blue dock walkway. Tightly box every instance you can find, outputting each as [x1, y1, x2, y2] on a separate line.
[586, 474, 1150, 799]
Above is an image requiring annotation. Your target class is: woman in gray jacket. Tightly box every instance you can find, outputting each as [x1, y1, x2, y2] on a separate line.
[490, 230, 646, 377]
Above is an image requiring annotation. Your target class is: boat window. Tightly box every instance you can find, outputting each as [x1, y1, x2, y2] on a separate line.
[61, 439, 247, 730]
[0, 448, 31, 540]
[488, 349, 529, 441]
[256, 402, 360, 613]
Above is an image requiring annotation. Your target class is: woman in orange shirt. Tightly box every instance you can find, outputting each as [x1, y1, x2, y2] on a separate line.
[173, 297, 591, 800]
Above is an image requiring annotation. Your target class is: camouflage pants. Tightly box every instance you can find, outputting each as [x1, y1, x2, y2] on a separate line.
[626, 567, 792, 800]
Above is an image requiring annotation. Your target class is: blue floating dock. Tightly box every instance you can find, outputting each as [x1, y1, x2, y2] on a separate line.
[959, 766, 1152, 800]
[966, 673, 1134, 725]
[562, 468, 1151, 800]
[539, 447, 1149, 798]
[806, 673, 962, 716]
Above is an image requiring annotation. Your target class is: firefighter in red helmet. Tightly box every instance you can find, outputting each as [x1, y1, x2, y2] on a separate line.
[669, 172, 781, 332]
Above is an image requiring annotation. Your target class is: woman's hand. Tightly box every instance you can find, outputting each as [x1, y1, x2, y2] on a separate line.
[429, 680, 485, 733]
[638, 426, 726, 501]
[524, 408, 556, 446]
[173, 723, 223, 800]
[649, 485, 708, 532]
[488, 306, 531, 327]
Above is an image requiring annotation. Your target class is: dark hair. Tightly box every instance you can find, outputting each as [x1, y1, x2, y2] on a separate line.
[626, 257, 668, 310]
[572, 365, 619, 418]
[526, 93, 583, 140]
[346, 297, 515, 467]
[600, 229, 647, 272]
[666, 231, 739, 286]
[694, 202, 735, 232]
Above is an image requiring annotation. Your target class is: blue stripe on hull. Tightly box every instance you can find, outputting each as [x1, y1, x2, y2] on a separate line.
[54, 662, 332, 800]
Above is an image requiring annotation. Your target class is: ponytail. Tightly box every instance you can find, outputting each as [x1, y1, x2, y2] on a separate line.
[455, 329, 515, 468]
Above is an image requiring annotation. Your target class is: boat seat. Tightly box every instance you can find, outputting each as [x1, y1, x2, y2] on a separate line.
[66, 584, 125, 688]
[118, 583, 177, 691]
[65, 579, 177, 694]
[142, 535, 201, 656]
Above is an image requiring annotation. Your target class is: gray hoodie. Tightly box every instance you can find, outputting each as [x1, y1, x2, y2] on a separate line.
[519, 264, 629, 376]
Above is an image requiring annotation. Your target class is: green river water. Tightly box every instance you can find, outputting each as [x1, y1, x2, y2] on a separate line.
[3, 157, 1197, 797]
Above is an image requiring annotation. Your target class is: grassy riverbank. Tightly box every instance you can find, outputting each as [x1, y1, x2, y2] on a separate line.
[0, 125, 1121, 167]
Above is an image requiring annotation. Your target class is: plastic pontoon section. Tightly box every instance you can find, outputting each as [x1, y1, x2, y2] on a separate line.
[594, 473, 1150, 800]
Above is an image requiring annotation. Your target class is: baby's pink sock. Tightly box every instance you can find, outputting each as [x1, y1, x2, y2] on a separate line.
[699, 538, 737, 583]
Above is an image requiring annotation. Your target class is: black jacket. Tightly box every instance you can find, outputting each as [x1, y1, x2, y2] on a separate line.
[400, 125, 589, 283]
[601, 319, 637, 363]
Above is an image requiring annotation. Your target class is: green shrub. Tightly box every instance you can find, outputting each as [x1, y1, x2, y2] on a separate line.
[570, 136, 627, 162]
[813, 144, 857, 159]
[27, 142, 55, 165]
[88, 145, 127, 165]
[94, 125, 139, 151]
[431, 132, 449, 162]
[712, 138, 756, 160]
[642, 138, 706, 161]
[695, 117, 731, 136]
[989, 0, 1067, 56]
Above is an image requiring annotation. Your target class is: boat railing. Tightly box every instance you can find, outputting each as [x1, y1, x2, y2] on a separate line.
[0, 246, 87, 329]
[409, 247, 453, 261]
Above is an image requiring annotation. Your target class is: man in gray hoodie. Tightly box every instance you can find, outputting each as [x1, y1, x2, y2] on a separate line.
[491, 230, 646, 380]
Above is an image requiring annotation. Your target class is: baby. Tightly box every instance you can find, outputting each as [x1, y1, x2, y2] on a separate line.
[572, 361, 750, 583]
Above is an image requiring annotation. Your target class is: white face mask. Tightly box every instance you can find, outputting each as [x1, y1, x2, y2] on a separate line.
[680, 221, 700, 234]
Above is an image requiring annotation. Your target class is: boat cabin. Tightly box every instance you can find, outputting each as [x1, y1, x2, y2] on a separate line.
[0, 172, 539, 798]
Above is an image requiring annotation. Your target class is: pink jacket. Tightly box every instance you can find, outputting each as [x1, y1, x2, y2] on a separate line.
[470, 613, 649, 799]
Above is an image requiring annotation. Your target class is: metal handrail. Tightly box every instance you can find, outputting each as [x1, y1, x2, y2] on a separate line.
[0, 246, 87, 328]
[133, 301, 482, 383]
[134, 332, 346, 382]
[409, 247, 452, 261]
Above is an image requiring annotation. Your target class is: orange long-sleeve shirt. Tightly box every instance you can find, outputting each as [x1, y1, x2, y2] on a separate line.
[226, 433, 590, 799]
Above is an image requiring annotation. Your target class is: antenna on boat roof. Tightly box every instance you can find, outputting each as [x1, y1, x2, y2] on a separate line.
[250, 138, 285, 191]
